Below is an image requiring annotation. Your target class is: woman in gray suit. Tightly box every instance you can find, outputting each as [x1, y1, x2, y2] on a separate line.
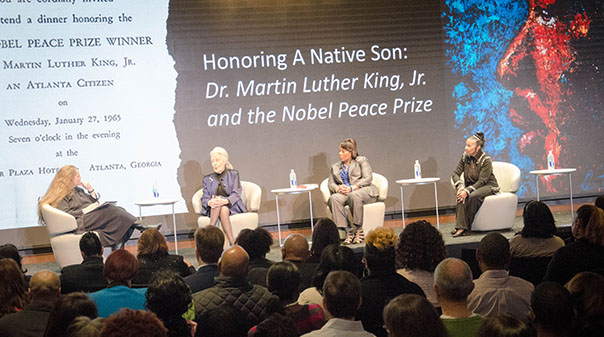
[328, 138, 378, 244]
[201, 147, 247, 245]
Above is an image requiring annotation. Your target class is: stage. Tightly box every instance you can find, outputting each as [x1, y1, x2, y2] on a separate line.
[22, 201, 581, 277]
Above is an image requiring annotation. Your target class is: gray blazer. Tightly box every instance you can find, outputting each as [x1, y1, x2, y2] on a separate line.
[328, 156, 379, 197]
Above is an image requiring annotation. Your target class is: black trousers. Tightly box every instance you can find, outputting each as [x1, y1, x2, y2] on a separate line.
[455, 185, 495, 230]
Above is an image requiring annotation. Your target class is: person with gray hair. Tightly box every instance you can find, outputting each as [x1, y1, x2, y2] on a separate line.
[0, 270, 60, 337]
[434, 258, 483, 337]
[66, 317, 105, 337]
[200, 146, 247, 245]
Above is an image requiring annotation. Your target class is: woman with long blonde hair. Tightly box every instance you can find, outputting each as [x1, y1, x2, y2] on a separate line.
[38, 165, 138, 248]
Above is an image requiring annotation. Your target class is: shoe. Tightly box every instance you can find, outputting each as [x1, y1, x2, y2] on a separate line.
[134, 223, 162, 232]
[450, 229, 458, 235]
[343, 229, 355, 245]
[353, 228, 365, 244]
[452, 229, 470, 237]
[147, 223, 162, 231]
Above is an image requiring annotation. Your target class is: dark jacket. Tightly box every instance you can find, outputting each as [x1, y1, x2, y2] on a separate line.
[356, 271, 426, 337]
[201, 169, 247, 216]
[0, 299, 55, 337]
[543, 238, 604, 285]
[133, 254, 194, 286]
[289, 260, 318, 292]
[249, 257, 274, 270]
[56, 187, 136, 247]
[192, 276, 279, 331]
[185, 264, 219, 294]
[60, 256, 108, 294]
[451, 151, 499, 193]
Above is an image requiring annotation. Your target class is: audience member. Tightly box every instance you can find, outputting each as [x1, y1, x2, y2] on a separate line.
[146, 271, 195, 337]
[43, 292, 98, 337]
[529, 282, 573, 337]
[193, 245, 279, 332]
[235, 228, 274, 269]
[308, 218, 340, 263]
[0, 258, 30, 319]
[510, 201, 565, 258]
[66, 317, 105, 337]
[281, 233, 318, 291]
[434, 258, 483, 337]
[0, 243, 30, 284]
[564, 272, 604, 337]
[263, 262, 325, 335]
[298, 244, 358, 317]
[476, 314, 535, 337]
[99, 309, 168, 337]
[236, 227, 275, 288]
[356, 227, 424, 337]
[185, 226, 224, 293]
[395, 220, 446, 307]
[383, 293, 448, 337]
[88, 249, 146, 318]
[0, 270, 60, 337]
[60, 232, 108, 294]
[544, 205, 604, 284]
[570, 204, 597, 240]
[595, 195, 604, 210]
[195, 304, 248, 337]
[251, 313, 298, 337]
[132, 229, 193, 286]
[468, 233, 534, 321]
[302, 270, 374, 337]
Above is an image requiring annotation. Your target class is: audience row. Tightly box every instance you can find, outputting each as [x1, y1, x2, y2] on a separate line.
[0, 196, 602, 337]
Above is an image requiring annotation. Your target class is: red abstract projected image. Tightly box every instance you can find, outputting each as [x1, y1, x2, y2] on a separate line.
[498, 0, 592, 192]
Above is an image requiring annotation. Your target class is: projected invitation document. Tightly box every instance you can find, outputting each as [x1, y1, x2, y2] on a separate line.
[0, 0, 183, 229]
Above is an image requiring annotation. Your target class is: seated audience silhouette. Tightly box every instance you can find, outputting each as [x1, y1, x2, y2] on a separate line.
[308, 218, 340, 263]
[184, 225, 224, 294]
[396, 220, 446, 308]
[99, 309, 168, 337]
[146, 270, 195, 337]
[259, 262, 325, 335]
[298, 244, 358, 318]
[476, 314, 534, 337]
[88, 250, 147, 318]
[281, 233, 318, 292]
[60, 232, 108, 294]
[564, 272, 604, 337]
[530, 282, 573, 337]
[468, 233, 534, 321]
[434, 258, 484, 337]
[132, 229, 193, 286]
[356, 227, 425, 337]
[510, 201, 564, 258]
[192, 245, 279, 332]
[302, 270, 374, 337]
[0, 258, 29, 319]
[544, 205, 604, 284]
[383, 293, 448, 337]
[43, 292, 98, 337]
[0, 270, 60, 337]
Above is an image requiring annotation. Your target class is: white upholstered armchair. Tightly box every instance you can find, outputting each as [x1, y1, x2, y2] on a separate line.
[452, 161, 521, 231]
[192, 181, 262, 239]
[40, 204, 87, 268]
[320, 172, 389, 234]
